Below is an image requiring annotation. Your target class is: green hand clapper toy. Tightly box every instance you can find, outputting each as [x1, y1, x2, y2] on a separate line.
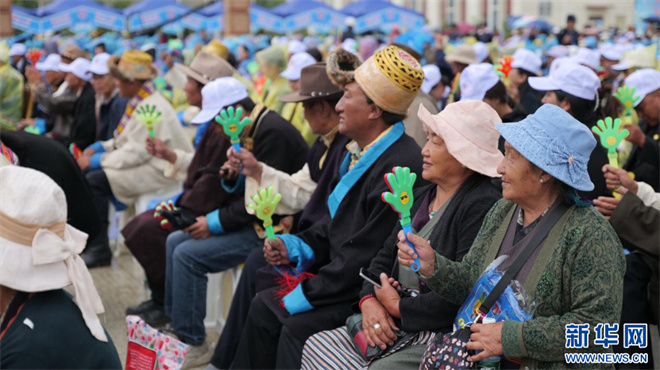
[614, 86, 640, 118]
[381, 167, 420, 272]
[135, 104, 162, 139]
[592, 117, 629, 169]
[214, 106, 251, 153]
[248, 186, 282, 241]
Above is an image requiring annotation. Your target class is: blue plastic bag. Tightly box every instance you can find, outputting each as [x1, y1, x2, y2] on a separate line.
[454, 256, 534, 329]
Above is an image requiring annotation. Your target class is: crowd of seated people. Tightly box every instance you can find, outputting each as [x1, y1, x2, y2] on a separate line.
[0, 33, 658, 369]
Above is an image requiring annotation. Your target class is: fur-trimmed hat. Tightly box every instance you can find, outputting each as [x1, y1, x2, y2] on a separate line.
[108, 50, 158, 82]
[326, 47, 362, 89]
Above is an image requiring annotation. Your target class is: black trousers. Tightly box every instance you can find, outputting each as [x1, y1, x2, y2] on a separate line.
[615, 253, 655, 369]
[211, 249, 269, 368]
[85, 169, 112, 226]
[231, 296, 304, 370]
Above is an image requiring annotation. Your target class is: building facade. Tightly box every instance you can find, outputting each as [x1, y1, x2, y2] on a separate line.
[321, 0, 635, 32]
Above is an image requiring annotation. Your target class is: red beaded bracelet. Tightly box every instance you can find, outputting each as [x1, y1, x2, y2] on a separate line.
[359, 294, 375, 310]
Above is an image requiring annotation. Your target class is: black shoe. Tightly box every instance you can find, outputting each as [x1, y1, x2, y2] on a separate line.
[82, 226, 112, 268]
[140, 307, 171, 328]
[81, 247, 112, 268]
[126, 299, 162, 316]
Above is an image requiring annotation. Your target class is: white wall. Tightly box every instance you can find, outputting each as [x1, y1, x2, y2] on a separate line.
[511, 0, 635, 31]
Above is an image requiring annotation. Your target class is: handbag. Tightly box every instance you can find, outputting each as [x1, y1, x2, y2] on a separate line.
[346, 312, 417, 362]
[420, 202, 568, 370]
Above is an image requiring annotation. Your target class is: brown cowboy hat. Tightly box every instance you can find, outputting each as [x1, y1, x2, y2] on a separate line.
[108, 50, 158, 81]
[174, 51, 233, 85]
[280, 63, 344, 103]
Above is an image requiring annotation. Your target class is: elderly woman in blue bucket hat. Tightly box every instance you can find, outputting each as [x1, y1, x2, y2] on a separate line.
[398, 104, 625, 368]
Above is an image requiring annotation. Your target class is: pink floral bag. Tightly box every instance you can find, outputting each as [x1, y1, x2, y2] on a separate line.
[126, 315, 188, 369]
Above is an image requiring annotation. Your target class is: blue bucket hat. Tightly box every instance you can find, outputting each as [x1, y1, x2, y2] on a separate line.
[495, 104, 596, 191]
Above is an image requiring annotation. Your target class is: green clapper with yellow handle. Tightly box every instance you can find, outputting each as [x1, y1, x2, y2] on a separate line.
[135, 104, 162, 139]
[592, 117, 629, 169]
[248, 186, 282, 241]
[614, 86, 640, 118]
[592, 117, 631, 199]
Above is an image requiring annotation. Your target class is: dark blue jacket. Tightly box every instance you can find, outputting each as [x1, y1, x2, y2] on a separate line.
[98, 92, 128, 141]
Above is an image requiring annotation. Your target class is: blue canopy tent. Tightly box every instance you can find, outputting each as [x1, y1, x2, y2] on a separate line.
[12, 0, 124, 34]
[180, 3, 283, 34]
[197, 1, 223, 17]
[250, 4, 284, 33]
[181, 1, 222, 32]
[271, 0, 345, 33]
[124, 0, 191, 33]
[341, 0, 425, 34]
[35, 0, 124, 33]
[11, 6, 42, 34]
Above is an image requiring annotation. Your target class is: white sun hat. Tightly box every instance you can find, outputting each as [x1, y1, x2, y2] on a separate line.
[0, 166, 107, 342]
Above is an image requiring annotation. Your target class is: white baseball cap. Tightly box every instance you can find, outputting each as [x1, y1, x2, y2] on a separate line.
[58, 58, 92, 82]
[510, 48, 542, 75]
[191, 77, 249, 124]
[421, 64, 441, 94]
[598, 43, 622, 62]
[572, 47, 600, 71]
[36, 54, 61, 72]
[280, 52, 316, 81]
[547, 56, 571, 76]
[288, 40, 306, 55]
[546, 45, 568, 59]
[472, 42, 489, 63]
[529, 61, 600, 100]
[9, 43, 26, 57]
[89, 52, 111, 75]
[623, 69, 660, 108]
[460, 63, 499, 101]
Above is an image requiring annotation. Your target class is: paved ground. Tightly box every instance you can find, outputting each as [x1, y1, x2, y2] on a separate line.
[85, 252, 219, 369]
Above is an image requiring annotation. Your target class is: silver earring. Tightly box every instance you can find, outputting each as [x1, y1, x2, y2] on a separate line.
[540, 178, 544, 184]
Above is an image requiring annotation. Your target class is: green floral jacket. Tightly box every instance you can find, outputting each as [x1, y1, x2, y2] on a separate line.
[422, 199, 625, 369]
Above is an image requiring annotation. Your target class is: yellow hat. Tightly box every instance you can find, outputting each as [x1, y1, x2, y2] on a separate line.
[108, 50, 158, 81]
[354, 45, 424, 115]
[204, 40, 230, 60]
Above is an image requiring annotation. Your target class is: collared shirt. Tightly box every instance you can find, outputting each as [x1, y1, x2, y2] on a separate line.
[346, 125, 394, 171]
[318, 126, 339, 170]
[515, 206, 550, 244]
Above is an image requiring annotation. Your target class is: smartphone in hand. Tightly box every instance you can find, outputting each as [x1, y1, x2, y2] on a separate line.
[359, 267, 382, 288]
